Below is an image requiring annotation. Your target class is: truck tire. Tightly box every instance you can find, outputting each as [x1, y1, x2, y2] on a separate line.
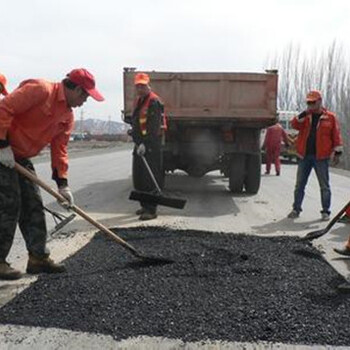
[244, 153, 261, 194]
[229, 154, 245, 193]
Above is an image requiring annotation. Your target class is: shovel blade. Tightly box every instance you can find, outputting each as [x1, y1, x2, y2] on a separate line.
[129, 190, 186, 209]
[300, 228, 327, 241]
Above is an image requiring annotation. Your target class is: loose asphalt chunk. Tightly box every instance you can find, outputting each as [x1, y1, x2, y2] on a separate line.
[0, 227, 349, 346]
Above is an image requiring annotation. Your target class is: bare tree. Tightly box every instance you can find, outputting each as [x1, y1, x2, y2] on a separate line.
[266, 41, 350, 169]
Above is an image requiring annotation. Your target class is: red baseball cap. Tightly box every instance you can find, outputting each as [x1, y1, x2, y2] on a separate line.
[67, 68, 104, 101]
[0, 73, 9, 96]
[306, 90, 322, 102]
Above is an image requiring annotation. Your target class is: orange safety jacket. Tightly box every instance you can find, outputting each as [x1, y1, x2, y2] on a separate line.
[0, 79, 74, 179]
[136, 91, 167, 136]
[291, 108, 343, 160]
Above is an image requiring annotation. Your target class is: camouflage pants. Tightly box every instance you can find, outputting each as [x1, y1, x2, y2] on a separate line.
[0, 159, 49, 262]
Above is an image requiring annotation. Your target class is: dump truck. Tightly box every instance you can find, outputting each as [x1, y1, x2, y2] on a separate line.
[122, 68, 278, 194]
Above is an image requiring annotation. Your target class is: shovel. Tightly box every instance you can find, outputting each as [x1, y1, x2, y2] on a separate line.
[301, 199, 350, 241]
[43, 206, 76, 236]
[129, 154, 186, 209]
[15, 162, 173, 265]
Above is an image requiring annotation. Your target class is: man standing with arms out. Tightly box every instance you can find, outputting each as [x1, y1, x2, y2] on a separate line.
[262, 119, 289, 176]
[130, 72, 165, 221]
[0, 68, 104, 280]
[287, 90, 342, 221]
[0, 73, 9, 97]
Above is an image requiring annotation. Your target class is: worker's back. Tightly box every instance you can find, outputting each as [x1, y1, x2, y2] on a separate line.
[264, 123, 287, 150]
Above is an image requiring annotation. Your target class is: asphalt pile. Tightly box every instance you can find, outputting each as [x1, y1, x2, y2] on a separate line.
[0, 227, 349, 346]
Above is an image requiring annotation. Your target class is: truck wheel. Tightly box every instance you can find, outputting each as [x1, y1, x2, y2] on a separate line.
[229, 154, 245, 193]
[244, 154, 261, 194]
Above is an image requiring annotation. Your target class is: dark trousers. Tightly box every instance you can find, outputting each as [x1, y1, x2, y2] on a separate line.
[132, 146, 164, 214]
[292, 155, 331, 214]
[0, 159, 49, 262]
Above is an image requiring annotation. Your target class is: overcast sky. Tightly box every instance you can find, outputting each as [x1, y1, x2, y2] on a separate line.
[1, 0, 350, 122]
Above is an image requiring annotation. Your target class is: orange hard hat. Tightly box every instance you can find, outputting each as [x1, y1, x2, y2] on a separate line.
[0, 73, 9, 96]
[306, 90, 322, 102]
[134, 72, 150, 85]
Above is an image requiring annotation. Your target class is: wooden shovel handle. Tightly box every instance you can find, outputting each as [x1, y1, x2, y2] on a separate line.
[14, 162, 140, 257]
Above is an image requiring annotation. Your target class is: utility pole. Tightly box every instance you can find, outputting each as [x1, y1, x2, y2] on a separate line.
[80, 109, 84, 133]
[108, 115, 111, 134]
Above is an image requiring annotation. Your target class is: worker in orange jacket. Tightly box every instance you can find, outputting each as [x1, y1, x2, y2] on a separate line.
[287, 90, 343, 221]
[262, 121, 289, 176]
[0, 68, 104, 280]
[129, 72, 165, 221]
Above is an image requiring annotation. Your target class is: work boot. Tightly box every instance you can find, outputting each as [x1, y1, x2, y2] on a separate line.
[0, 262, 22, 280]
[139, 212, 157, 221]
[135, 207, 146, 215]
[287, 210, 299, 219]
[321, 213, 330, 221]
[26, 255, 66, 274]
[333, 246, 350, 257]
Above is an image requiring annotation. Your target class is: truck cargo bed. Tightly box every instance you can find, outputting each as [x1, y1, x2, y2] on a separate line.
[123, 69, 278, 127]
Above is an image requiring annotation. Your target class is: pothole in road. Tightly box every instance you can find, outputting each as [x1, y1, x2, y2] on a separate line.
[0, 227, 349, 346]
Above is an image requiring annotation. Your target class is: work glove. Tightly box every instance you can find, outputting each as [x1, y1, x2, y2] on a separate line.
[58, 186, 74, 208]
[136, 143, 146, 156]
[0, 146, 15, 168]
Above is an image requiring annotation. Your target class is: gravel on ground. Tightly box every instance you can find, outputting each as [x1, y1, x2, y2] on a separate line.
[0, 227, 349, 346]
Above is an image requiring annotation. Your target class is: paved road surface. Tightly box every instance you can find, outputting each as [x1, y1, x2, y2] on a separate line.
[1, 148, 350, 349]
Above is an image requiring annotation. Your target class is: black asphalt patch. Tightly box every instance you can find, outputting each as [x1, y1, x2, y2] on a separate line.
[0, 227, 349, 346]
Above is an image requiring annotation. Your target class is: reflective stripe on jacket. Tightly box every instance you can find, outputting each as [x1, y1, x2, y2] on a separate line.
[291, 108, 343, 159]
[136, 91, 167, 136]
[0, 79, 74, 178]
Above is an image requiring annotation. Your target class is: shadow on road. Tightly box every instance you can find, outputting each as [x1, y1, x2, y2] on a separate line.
[251, 217, 321, 235]
[44, 172, 256, 223]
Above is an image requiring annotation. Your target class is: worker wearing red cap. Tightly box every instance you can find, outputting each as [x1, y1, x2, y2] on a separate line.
[0, 73, 9, 97]
[130, 72, 166, 220]
[287, 90, 342, 221]
[0, 68, 104, 280]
